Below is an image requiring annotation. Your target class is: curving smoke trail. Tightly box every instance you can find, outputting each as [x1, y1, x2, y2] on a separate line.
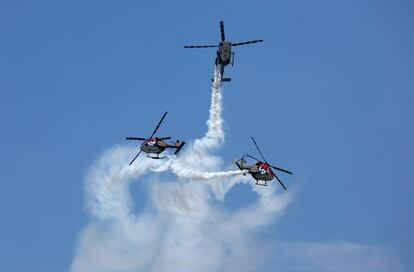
[70, 65, 403, 272]
[70, 67, 292, 272]
[83, 66, 243, 223]
[166, 67, 249, 182]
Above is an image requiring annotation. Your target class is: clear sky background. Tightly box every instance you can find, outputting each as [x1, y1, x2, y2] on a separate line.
[0, 0, 413, 271]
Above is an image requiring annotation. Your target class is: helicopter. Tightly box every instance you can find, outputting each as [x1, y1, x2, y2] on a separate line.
[235, 137, 293, 189]
[184, 21, 263, 82]
[126, 111, 185, 165]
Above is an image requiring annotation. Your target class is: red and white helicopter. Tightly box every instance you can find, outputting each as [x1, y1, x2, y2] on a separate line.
[235, 137, 293, 189]
[126, 111, 185, 165]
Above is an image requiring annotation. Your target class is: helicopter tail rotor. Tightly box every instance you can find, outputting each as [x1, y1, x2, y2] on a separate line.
[174, 141, 186, 155]
[234, 155, 247, 171]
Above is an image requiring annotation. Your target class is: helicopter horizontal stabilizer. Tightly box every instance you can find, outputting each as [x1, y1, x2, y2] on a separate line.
[211, 77, 231, 82]
[174, 142, 186, 155]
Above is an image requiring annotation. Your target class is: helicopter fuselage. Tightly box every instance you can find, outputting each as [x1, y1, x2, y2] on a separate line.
[140, 138, 167, 155]
[215, 41, 232, 66]
[249, 162, 274, 182]
[251, 170, 273, 182]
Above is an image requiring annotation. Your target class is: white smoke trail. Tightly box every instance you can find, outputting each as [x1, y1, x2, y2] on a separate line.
[84, 145, 164, 221]
[83, 66, 241, 222]
[171, 168, 246, 181]
[163, 66, 247, 183]
[70, 66, 292, 272]
[206, 67, 223, 141]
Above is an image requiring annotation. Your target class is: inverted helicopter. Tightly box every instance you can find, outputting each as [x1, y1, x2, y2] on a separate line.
[126, 111, 185, 165]
[184, 21, 263, 82]
[235, 137, 293, 189]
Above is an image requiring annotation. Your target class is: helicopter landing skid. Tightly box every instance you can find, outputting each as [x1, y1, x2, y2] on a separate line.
[147, 155, 165, 160]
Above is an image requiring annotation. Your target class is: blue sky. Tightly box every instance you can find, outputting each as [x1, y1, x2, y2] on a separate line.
[0, 0, 413, 271]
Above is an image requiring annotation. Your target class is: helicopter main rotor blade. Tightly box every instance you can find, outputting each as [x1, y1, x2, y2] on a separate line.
[126, 137, 146, 140]
[271, 169, 287, 190]
[270, 165, 293, 175]
[251, 136, 268, 163]
[129, 150, 142, 166]
[149, 111, 168, 138]
[184, 45, 218, 48]
[246, 154, 261, 162]
[231, 40, 263, 46]
[220, 21, 225, 41]
[159, 137, 171, 140]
